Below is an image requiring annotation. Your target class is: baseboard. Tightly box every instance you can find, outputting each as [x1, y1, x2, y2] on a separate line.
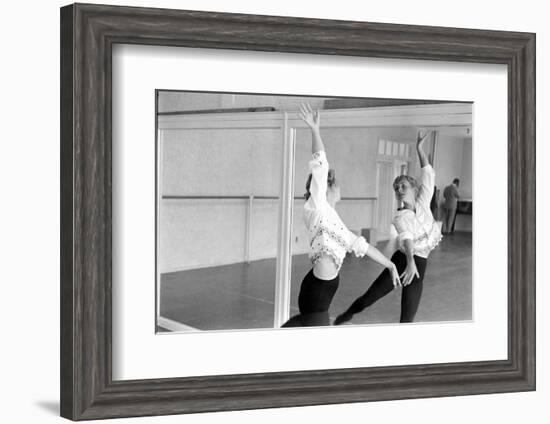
[157, 316, 200, 332]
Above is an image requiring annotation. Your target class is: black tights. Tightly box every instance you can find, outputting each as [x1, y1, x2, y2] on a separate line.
[282, 269, 339, 327]
[341, 250, 427, 323]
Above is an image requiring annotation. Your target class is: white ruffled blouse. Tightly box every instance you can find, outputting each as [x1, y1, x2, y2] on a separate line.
[390, 165, 442, 258]
[303, 151, 370, 271]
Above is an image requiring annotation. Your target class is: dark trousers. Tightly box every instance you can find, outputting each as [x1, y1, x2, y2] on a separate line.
[443, 205, 457, 234]
[282, 269, 339, 327]
[344, 250, 427, 323]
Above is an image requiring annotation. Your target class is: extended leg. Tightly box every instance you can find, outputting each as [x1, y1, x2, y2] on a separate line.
[334, 251, 407, 325]
[399, 256, 427, 323]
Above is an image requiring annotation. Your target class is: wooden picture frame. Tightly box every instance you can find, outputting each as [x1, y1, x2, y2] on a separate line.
[60, 3, 535, 420]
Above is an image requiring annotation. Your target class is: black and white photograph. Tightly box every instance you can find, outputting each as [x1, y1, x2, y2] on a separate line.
[155, 91, 473, 332]
[3, 0, 543, 422]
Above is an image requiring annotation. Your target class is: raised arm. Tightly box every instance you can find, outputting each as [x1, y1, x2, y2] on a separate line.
[416, 130, 430, 168]
[301, 104, 328, 208]
[300, 103, 325, 153]
[416, 130, 435, 205]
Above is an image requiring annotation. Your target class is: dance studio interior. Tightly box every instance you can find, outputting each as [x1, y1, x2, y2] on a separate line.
[156, 91, 472, 332]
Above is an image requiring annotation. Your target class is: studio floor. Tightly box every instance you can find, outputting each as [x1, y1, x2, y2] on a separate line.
[159, 231, 472, 331]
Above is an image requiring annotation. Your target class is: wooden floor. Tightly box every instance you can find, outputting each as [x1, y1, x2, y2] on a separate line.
[159, 231, 472, 331]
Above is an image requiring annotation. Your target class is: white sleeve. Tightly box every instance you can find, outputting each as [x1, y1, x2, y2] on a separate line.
[349, 234, 370, 257]
[389, 224, 399, 239]
[307, 151, 329, 209]
[393, 213, 415, 244]
[417, 165, 435, 207]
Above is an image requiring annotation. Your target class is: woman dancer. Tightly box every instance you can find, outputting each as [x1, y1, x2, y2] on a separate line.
[282, 104, 400, 327]
[334, 130, 442, 325]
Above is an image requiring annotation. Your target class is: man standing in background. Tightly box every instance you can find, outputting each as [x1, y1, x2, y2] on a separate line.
[443, 178, 460, 234]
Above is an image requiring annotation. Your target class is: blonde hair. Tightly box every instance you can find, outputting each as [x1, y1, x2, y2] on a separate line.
[392, 175, 419, 196]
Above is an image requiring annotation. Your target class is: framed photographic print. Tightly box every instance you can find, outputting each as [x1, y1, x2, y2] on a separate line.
[154, 91, 473, 332]
[60, 3, 535, 420]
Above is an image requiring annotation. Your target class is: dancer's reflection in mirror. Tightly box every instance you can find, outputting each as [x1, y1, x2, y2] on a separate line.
[282, 104, 400, 328]
[334, 130, 442, 325]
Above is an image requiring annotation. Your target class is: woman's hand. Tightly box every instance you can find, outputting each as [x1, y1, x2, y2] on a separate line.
[400, 259, 419, 286]
[363, 244, 401, 289]
[417, 130, 429, 148]
[388, 263, 402, 288]
[300, 103, 320, 132]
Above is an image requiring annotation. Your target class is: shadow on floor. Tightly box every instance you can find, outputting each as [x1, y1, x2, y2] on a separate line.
[35, 400, 59, 415]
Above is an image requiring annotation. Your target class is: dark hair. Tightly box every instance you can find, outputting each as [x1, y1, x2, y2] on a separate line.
[453, 178, 460, 185]
[304, 169, 336, 200]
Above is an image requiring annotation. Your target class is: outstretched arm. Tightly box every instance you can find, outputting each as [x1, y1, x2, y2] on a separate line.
[300, 103, 325, 153]
[416, 130, 430, 168]
[349, 235, 401, 288]
[400, 239, 419, 286]
[365, 246, 401, 288]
